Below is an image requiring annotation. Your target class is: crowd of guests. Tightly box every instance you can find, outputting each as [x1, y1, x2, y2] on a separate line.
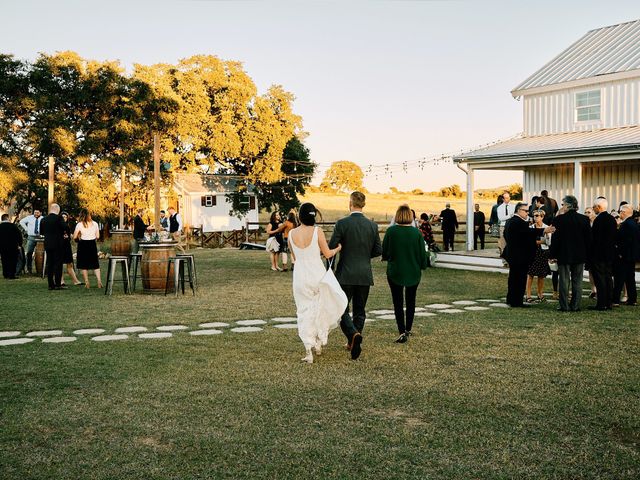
[500, 191, 640, 311]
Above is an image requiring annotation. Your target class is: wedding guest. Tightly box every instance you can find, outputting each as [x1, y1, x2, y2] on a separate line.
[584, 207, 597, 299]
[525, 209, 551, 303]
[19, 208, 42, 274]
[589, 197, 617, 310]
[167, 206, 185, 253]
[496, 192, 514, 254]
[0, 213, 22, 279]
[612, 204, 640, 306]
[73, 208, 103, 289]
[382, 205, 428, 343]
[281, 211, 298, 272]
[60, 212, 82, 286]
[418, 213, 436, 250]
[159, 210, 169, 231]
[439, 203, 458, 251]
[540, 190, 559, 223]
[473, 203, 486, 250]
[133, 208, 149, 253]
[266, 212, 284, 271]
[39, 204, 67, 290]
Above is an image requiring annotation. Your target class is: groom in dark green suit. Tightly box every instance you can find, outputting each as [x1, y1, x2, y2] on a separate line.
[329, 191, 382, 360]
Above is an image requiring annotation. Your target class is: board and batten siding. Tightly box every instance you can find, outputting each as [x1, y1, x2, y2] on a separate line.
[523, 77, 640, 136]
[523, 160, 640, 210]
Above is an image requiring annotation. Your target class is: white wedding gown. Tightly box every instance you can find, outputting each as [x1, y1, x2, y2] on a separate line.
[290, 227, 340, 352]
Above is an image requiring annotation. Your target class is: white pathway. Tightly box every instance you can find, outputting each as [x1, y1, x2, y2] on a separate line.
[0, 297, 541, 347]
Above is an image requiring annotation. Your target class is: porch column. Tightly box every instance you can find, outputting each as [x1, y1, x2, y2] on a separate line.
[466, 165, 474, 251]
[574, 161, 583, 211]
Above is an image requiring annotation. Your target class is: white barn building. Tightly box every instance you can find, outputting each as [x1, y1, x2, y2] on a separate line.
[172, 174, 259, 233]
[455, 19, 640, 250]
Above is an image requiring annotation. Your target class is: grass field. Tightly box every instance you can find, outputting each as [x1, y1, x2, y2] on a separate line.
[1, 249, 639, 479]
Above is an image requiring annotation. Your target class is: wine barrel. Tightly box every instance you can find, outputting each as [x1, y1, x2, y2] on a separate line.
[34, 238, 45, 275]
[140, 243, 176, 294]
[111, 230, 133, 256]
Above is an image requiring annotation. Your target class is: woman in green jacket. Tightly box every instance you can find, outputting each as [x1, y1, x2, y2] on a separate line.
[382, 204, 429, 343]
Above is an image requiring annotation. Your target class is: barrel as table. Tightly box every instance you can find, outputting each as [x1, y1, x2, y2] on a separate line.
[140, 243, 176, 294]
[111, 230, 133, 257]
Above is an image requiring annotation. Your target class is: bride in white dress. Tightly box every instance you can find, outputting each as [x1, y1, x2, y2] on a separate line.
[288, 203, 342, 363]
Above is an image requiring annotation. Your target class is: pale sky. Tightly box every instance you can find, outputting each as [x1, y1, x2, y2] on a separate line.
[2, 0, 638, 192]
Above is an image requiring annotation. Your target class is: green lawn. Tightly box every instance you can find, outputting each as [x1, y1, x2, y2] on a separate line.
[1, 249, 638, 479]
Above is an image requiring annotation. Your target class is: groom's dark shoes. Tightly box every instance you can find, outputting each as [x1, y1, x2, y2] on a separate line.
[350, 333, 362, 360]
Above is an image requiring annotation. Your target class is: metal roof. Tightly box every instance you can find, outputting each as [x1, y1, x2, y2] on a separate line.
[512, 19, 640, 96]
[454, 126, 640, 162]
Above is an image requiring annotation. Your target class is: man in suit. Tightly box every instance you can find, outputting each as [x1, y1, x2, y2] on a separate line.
[439, 203, 458, 251]
[503, 202, 554, 307]
[540, 190, 559, 223]
[612, 204, 640, 306]
[133, 208, 149, 253]
[548, 196, 592, 312]
[0, 213, 22, 279]
[329, 191, 382, 360]
[39, 203, 67, 290]
[473, 204, 486, 250]
[589, 197, 618, 310]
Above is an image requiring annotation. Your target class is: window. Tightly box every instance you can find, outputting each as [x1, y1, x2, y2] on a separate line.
[575, 90, 601, 122]
[200, 195, 216, 207]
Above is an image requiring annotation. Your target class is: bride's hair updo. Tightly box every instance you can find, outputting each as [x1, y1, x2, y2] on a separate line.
[299, 202, 321, 226]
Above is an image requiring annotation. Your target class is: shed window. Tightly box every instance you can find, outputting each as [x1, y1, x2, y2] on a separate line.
[575, 90, 601, 121]
[201, 195, 216, 207]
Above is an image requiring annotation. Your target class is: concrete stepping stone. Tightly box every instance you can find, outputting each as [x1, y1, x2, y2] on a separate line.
[464, 306, 490, 311]
[425, 304, 452, 309]
[26, 330, 63, 337]
[230, 327, 263, 333]
[139, 332, 172, 339]
[271, 317, 297, 323]
[236, 320, 267, 326]
[452, 300, 477, 306]
[370, 309, 395, 315]
[115, 326, 147, 333]
[190, 329, 223, 336]
[157, 325, 189, 331]
[199, 322, 230, 328]
[0, 331, 21, 338]
[364, 318, 376, 323]
[42, 336, 77, 344]
[375, 314, 396, 320]
[414, 312, 437, 317]
[489, 303, 509, 308]
[92, 334, 128, 342]
[0, 338, 34, 346]
[414, 307, 426, 312]
[73, 328, 105, 335]
[273, 323, 298, 329]
[477, 299, 500, 303]
[441, 309, 465, 314]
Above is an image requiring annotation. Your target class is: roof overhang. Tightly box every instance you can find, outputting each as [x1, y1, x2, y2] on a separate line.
[511, 70, 640, 98]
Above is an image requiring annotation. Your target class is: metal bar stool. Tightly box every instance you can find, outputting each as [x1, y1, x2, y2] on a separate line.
[104, 256, 131, 295]
[164, 257, 195, 296]
[176, 253, 197, 291]
[129, 253, 143, 292]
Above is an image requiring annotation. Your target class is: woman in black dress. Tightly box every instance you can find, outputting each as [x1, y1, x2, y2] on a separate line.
[525, 209, 551, 302]
[73, 209, 102, 289]
[60, 212, 82, 286]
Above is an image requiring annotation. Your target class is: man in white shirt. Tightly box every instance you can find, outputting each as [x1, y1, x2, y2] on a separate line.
[168, 206, 185, 253]
[495, 192, 514, 255]
[19, 208, 42, 274]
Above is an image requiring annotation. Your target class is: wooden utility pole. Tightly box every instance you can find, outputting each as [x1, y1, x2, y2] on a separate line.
[153, 133, 161, 232]
[119, 166, 126, 229]
[48, 156, 55, 209]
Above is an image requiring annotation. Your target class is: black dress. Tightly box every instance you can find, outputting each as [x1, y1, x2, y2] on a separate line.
[75, 222, 100, 270]
[62, 222, 74, 265]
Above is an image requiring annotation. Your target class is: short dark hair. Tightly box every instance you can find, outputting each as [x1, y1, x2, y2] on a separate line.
[160, 210, 166, 214]
[514, 202, 528, 213]
[299, 203, 318, 226]
[420, 213, 429, 221]
[350, 191, 366, 208]
[562, 195, 578, 211]
[1, 213, 9, 221]
[541, 190, 549, 197]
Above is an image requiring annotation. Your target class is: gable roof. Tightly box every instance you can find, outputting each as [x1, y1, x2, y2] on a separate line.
[173, 173, 253, 195]
[512, 19, 640, 97]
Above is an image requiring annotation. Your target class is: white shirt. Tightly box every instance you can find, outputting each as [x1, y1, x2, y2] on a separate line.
[496, 203, 514, 225]
[20, 214, 42, 236]
[74, 221, 100, 241]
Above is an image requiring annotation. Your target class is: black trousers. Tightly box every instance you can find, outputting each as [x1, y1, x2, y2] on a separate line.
[443, 229, 455, 251]
[1, 249, 18, 278]
[339, 284, 370, 342]
[613, 260, 637, 305]
[506, 262, 528, 307]
[474, 229, 485, 250]
[591, 261, 613, 308]
[388, 277, 418, 334]
[45, 247, 63, 289]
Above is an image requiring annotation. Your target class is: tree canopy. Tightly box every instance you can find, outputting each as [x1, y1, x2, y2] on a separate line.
[320, 161, 364, 193]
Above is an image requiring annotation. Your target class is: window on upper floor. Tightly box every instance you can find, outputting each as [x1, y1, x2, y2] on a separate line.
[575, 90, 601, 122]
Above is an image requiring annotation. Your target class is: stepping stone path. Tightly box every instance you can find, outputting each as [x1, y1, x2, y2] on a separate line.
[489, 303, 509, 308]
[115, 326, 147, 333]
[73, 328, 105, 335]
[425, 304, 453, 309]
[236, 320, 267, 326]
[0, 338, 34, 346]
[42, 336, 77, 344]
[26, 330, 63, 337]
[92, 334, 128, 342]
[199, 322, 229, 328]
[464, 306, 490, 311]
[271, 317, 297, 323]
[376, 314, 397, 320]
[414, 307, 427, 312]
[190, 329, 223, 336]
[156, 325, 189, 331]
[273, 324, 298, 329]
[441, 309, 465, 314]
[139, 333, 172, 339]
[0, 331, 21, 338]
[452, 300, 477, 306]
[369, 310, 395, 315]
[477, 299, 500, 303]
[414, 312, 437, 317]
[231, 327, 263, 333]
